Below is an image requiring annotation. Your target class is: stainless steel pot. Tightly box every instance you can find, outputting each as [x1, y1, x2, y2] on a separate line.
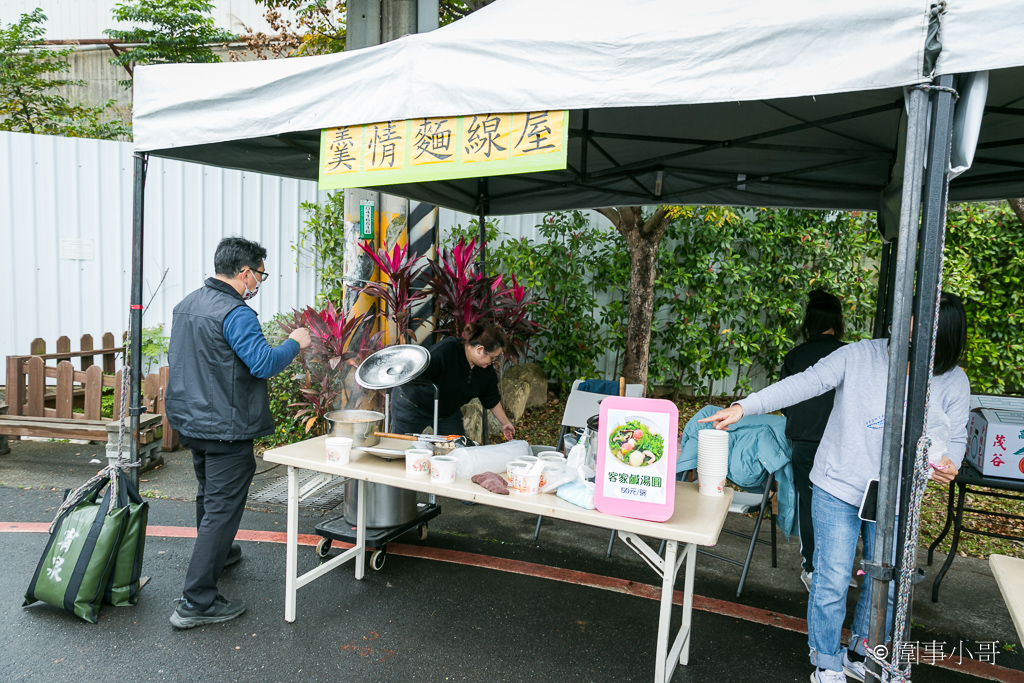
[584, 414, 601, 472]
[343, 480, 418, 528]
[325, 410, 385, 448]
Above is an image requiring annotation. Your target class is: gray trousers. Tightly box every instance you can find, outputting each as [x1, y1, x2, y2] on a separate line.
[179, 435, 256, 610]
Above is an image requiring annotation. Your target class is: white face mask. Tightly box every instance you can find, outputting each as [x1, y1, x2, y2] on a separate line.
[242, 269, 261, 301]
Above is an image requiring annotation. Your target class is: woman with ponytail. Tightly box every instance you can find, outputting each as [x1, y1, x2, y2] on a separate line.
[391, 323, 517, 440]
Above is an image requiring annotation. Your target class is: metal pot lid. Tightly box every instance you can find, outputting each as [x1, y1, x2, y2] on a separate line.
[355, 345, 430, 390]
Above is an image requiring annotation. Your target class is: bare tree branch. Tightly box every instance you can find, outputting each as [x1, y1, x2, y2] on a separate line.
[1009, 198, 1024, 226]
[641, 205, 669, 237]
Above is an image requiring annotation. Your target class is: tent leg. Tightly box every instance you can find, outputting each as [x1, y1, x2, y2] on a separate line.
[477, 179, 489, 446]
[866, 81, 934, 678]
[129, 152, 149, 488]
[892, 73, 957, 647]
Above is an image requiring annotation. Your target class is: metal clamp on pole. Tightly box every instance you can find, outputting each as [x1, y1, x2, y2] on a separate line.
[861, 560, 894, 582]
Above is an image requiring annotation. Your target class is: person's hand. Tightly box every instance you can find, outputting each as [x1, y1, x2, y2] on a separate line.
[697, 404, 744, 430]
[289, 327, 311, 349]
[930, 456, 958, 484]
[501, 422, 516, 441]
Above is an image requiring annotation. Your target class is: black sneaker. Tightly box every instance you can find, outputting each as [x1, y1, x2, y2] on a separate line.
[224, 544, 242, 567]
[170, 594, 246, 629]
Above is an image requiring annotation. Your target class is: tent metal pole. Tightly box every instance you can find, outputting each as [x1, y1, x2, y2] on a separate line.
[865, 85, 928, 675]
[477, 177, 489, 446]
[129, 152, 149, 487]
[893, 74, 957, 645]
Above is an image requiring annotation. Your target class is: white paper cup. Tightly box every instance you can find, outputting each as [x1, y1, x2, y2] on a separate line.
[507, 458, 531, 485]
[430, 455, 457, 484]
[325, 437, 353, 464]
[698, 472, 726, 497]
[405, 448, 432, 476]
[698, 428, 730, 442]
[512, 466, 541, 495]
[538, 451, 565, 461]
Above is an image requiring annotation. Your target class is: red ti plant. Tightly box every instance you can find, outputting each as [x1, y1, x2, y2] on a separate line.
[426, 237, 540, 368]
[356, 242, 428, 345]
[490, 273, 540, 364]
[424, 237, 496, 336]
[280, 302, 382, 434]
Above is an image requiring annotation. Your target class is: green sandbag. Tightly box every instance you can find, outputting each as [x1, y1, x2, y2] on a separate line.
[104, 472, 149, 607]
[24, 483, 129, 624]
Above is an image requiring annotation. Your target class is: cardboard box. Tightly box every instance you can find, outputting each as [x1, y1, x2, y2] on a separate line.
[966, 408, 1024, 480]
[970, 394, 1024, 411]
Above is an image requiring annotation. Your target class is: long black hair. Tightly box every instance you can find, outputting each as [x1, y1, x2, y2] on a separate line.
[934, 292, 967, 375]
[802, 289, 844, 340]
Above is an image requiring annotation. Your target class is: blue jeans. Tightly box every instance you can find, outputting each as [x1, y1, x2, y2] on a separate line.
[808, 485, 894, 671]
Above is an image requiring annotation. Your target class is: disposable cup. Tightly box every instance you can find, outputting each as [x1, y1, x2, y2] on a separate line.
[698, 471, 726, 497]
[405, 448, 432, 476]
[506, 458, 531, 485]
[698, 428, 729, 442]
[512, 466, 541, 495]
[325, 437, 353, 464]
[430, 455, 458, 484]
[538, 451, 565, 461]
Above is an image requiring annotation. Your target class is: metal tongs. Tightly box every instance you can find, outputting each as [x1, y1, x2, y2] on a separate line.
[409, 433, 472, 448]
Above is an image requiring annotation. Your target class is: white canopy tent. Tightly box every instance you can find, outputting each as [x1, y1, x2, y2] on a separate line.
[127, 1, 1024, 677]
[132, 0, 1024, 213]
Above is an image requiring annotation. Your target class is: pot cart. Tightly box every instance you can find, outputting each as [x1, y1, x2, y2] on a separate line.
[316, 345, 442, 569]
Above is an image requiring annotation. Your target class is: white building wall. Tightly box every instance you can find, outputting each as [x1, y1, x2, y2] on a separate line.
[0, 0, 290, 39]
[0, 131, 320, 384]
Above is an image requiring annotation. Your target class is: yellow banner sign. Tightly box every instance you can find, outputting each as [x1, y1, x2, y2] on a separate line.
[318, 110, 568, 190]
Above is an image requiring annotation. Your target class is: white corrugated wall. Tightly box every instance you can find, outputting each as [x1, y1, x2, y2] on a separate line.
[0, 0, 292, 39]
[0, 131, 321, 383]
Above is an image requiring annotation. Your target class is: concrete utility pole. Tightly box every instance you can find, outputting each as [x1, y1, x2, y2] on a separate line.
[343, 0, 438, 343]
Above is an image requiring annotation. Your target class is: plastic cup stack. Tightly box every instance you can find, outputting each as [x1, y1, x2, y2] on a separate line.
[697, 429, 729, 497]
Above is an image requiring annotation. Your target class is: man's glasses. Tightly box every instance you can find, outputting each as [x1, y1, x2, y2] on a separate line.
[251, 268, 269, 282]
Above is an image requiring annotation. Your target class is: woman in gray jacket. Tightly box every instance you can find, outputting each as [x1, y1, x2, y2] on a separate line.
[700, 292, 969, 683]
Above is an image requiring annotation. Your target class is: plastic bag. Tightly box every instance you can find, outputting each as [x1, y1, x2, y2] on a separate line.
[450, 440, 532, 479]
[557, 480, 596, 510]
[564, 441, 595, 482]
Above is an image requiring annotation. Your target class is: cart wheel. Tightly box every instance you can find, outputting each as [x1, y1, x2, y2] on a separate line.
[315, 537, 332, 558]
[418, 524, 429, 541]
[370, 548, 387, 571]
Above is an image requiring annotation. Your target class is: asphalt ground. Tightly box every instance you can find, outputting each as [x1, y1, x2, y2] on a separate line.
[1, 438, 1022, 683]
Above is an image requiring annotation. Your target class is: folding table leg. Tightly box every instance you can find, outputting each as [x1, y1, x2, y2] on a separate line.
[354, 478, 366, 580]
[680, 543, 696, 665]
[654, 540, 677, 683]
[284, 466, 299, 623]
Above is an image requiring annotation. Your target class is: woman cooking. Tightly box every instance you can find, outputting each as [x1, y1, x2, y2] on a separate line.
[391, 323, 516, 441]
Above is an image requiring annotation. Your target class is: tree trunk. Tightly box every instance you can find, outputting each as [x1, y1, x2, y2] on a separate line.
[1008, 198, 1024, 226]
[597, 206, 670, 391]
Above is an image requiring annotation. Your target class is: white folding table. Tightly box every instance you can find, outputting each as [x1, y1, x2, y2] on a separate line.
[263, 436, 733, 683]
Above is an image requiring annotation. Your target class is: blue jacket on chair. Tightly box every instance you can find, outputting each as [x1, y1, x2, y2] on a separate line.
[676, 405, 795, 538]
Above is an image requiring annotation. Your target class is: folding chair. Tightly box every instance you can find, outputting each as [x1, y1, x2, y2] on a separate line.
[693, 471, 778, 598]
[651, 410, 786, 597]
[533, 378, 644, 543]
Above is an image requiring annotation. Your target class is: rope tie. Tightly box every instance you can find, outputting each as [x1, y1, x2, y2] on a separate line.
[907, 84, 960, 101]
[48, 305, 139, 531]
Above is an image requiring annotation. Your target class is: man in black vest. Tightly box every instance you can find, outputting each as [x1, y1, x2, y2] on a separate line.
[165, 236, 309, 629]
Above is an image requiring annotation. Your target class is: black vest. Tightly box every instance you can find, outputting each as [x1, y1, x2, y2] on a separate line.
[165, 278, 274, 441]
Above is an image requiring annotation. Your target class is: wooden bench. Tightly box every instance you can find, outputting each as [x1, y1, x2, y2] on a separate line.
[1, 352, 174, 471]
[989, 554, 1024, 644]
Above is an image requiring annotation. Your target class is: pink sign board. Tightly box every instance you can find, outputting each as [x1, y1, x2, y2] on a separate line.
[594, 396, 678, 522]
